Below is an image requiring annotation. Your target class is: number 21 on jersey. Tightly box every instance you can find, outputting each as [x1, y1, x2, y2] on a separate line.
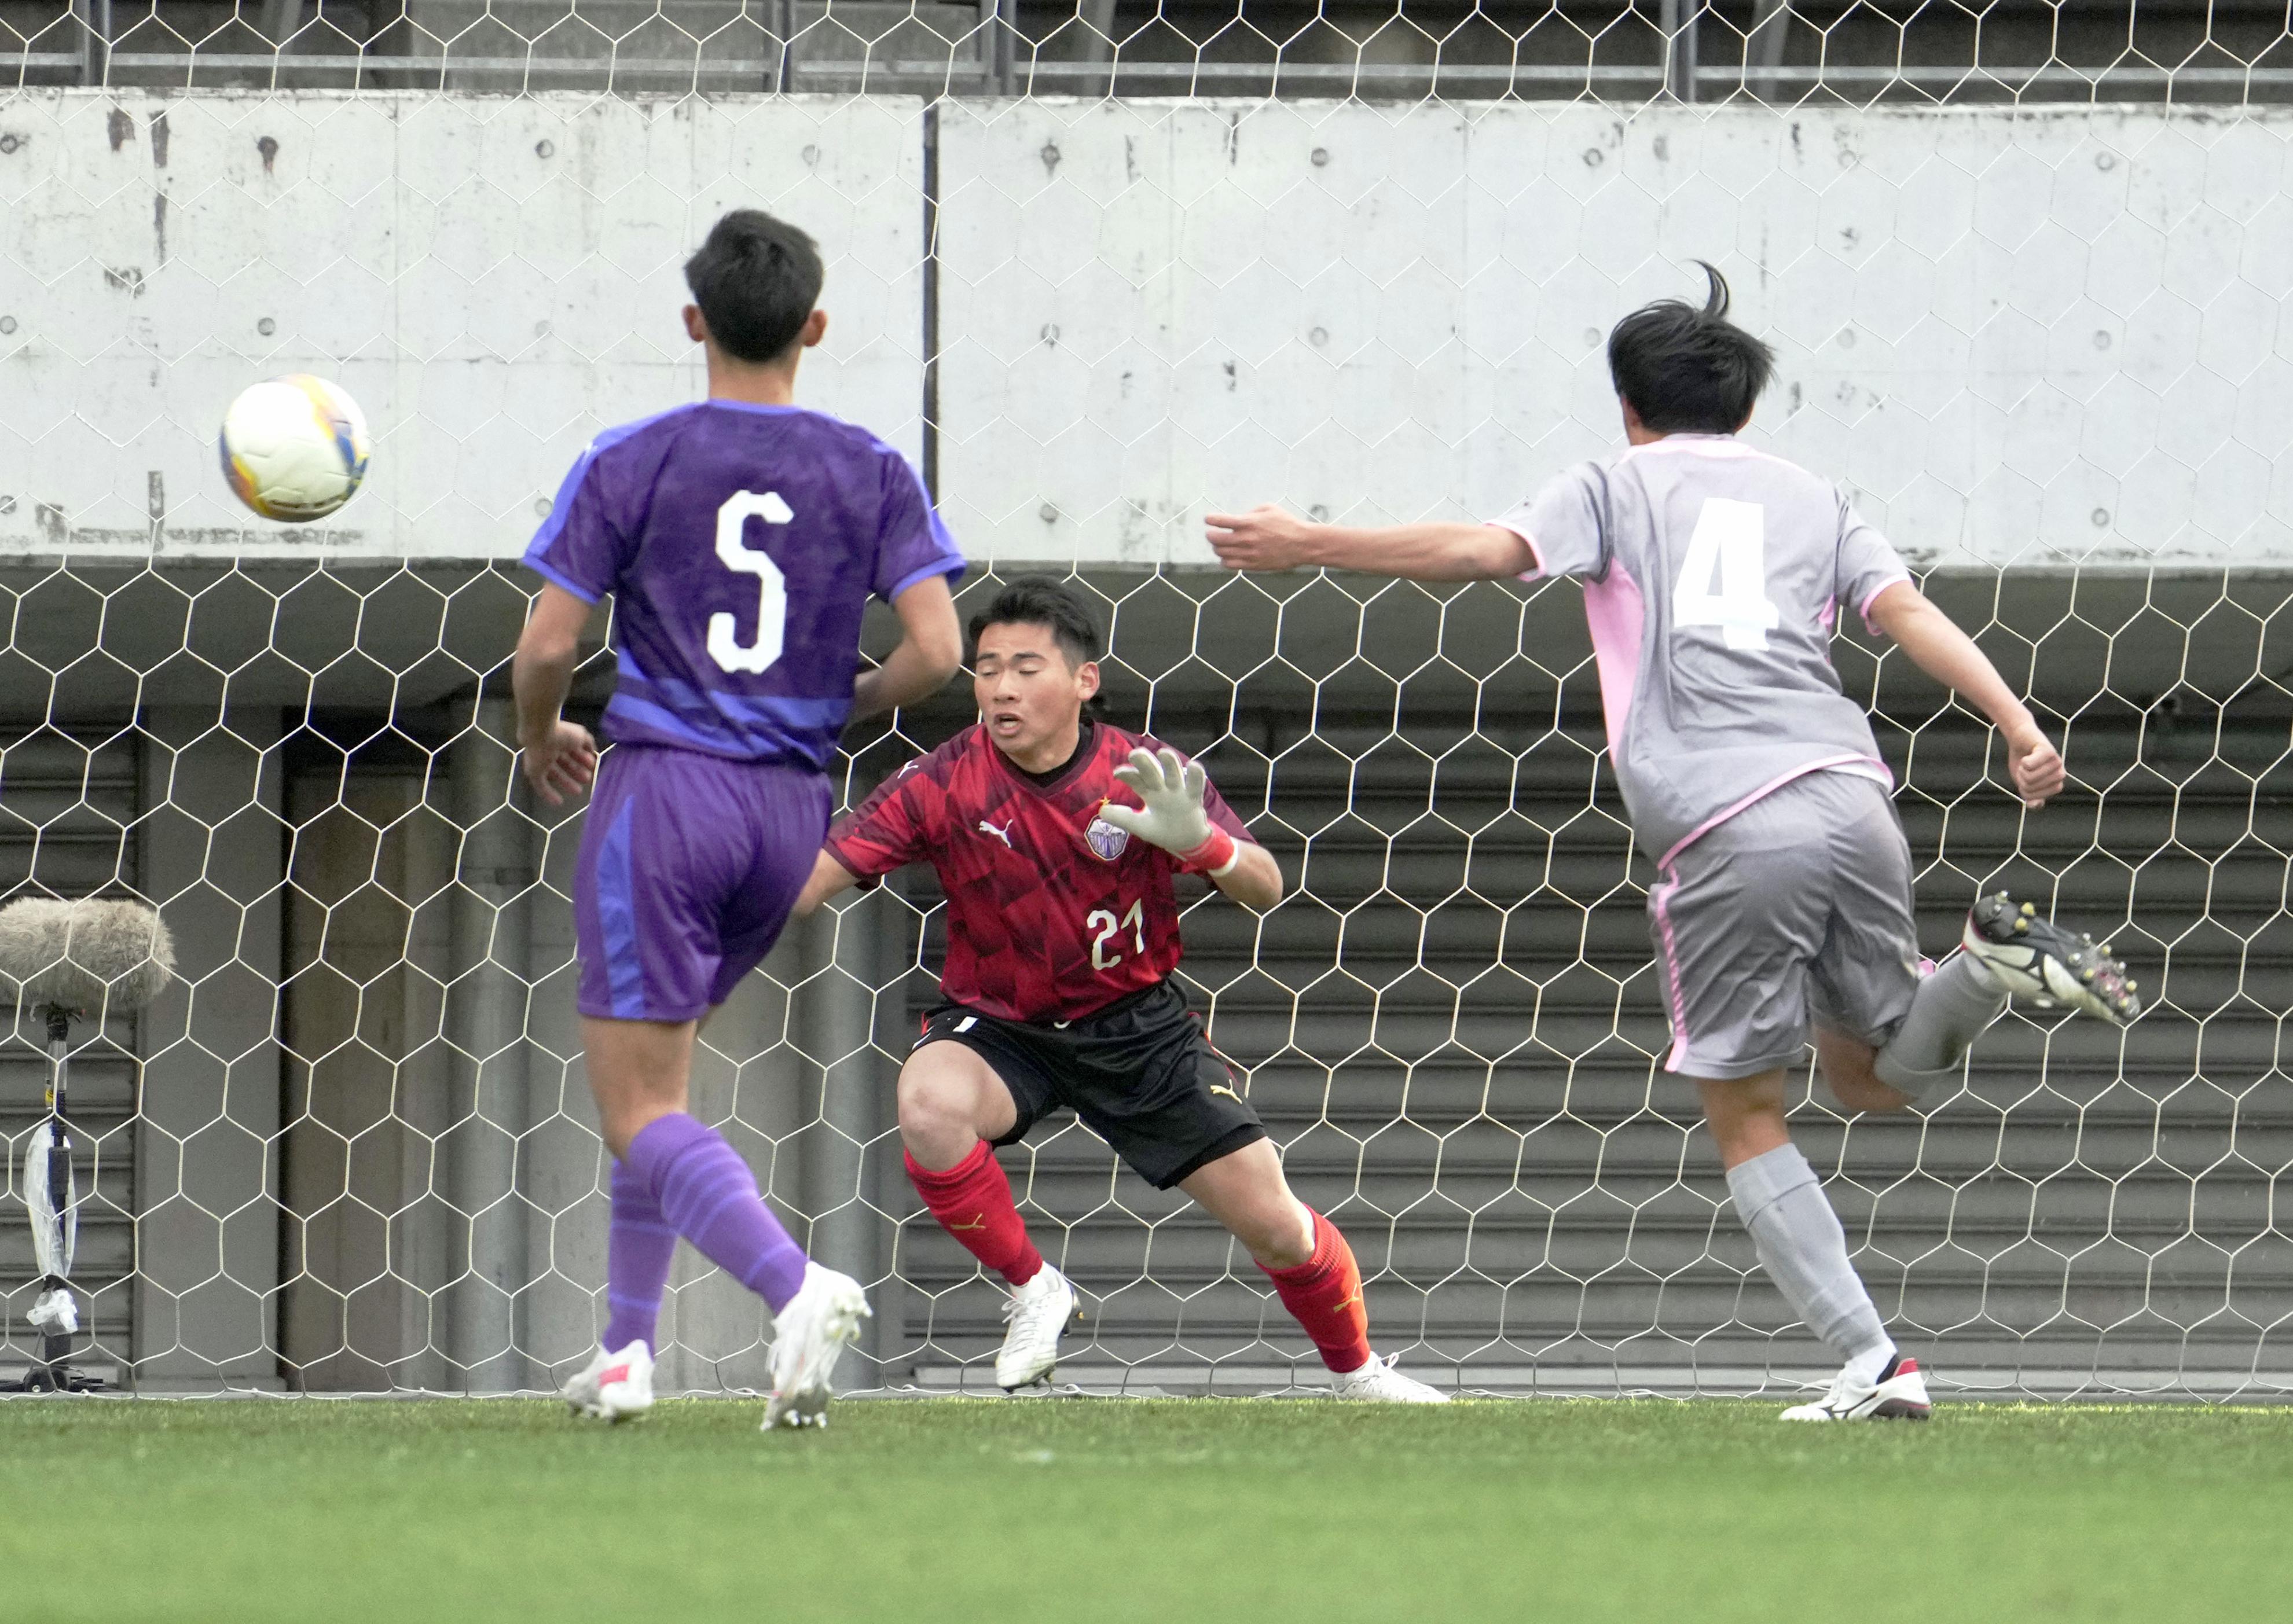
[1088, 900, 1146, 972]
[1672, 496, 1780, 652]
[707, 490, 793, 674]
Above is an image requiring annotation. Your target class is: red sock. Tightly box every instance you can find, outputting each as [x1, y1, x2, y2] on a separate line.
[904, 1142, 1043, 1287]
[1260, 1209, 1372, 1374]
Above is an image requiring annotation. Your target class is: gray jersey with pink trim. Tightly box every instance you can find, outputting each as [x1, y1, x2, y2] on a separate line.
[1492, 434, 1912, 865]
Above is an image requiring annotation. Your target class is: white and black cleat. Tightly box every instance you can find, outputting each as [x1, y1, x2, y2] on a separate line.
[996, 1262, 1081, 1393]
[1963, 892, 2141, 1027]
[1781, 1352, 1933, 1422]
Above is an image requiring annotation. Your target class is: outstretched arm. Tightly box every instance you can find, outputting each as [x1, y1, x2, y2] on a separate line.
[512, 583, 599, 806]
[793, 850, 863, 919]
[1865, 580, 2064, 809]
[853, 573, 963, 721]
[1096, 747, 1284, 912]
[1206, 505, 1536, 580]
[1206, 840, 1284, 913]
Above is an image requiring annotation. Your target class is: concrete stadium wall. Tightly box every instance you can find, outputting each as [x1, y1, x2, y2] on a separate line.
[935, 100, 2293, 573]
[5, 91, 2293, 571]
[0, 91, 927, 560]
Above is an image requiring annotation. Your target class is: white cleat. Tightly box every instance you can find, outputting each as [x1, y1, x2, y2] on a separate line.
[763, 1263, 872, 1432]
[1781, 1353, 1933, 1421]
[1332, 1353, 1450, 1403]
[563, 1340, 654, 1423]
[1962, 892, 2141, 1027]
[996, 1263, 1080, 1392]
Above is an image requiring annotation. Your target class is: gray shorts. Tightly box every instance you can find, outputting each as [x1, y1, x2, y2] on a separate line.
[1649, 769, 1924, 1081]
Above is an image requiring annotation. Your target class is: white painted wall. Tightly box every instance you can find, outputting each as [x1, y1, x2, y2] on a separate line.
[5, 91, 2292, 571]
[0, 92, 926, 560]
[934, 100, 2293, 571]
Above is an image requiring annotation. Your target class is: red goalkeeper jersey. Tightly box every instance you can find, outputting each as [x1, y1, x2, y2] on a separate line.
[824, 722, 1256, 1023]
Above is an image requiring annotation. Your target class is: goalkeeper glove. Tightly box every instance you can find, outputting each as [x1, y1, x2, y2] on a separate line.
[1099, 747, 1240, 877]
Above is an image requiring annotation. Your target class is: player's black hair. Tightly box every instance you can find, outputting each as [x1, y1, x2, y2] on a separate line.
[1606, 261, 1775, 435]
[683, 209, 824, 364]
[968, 576, 1103, 671]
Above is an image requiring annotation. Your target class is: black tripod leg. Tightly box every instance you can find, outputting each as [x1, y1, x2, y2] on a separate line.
[26, 1285, 68, 1393]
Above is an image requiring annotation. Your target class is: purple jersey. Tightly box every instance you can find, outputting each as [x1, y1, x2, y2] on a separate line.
[523, 401, 966, 768]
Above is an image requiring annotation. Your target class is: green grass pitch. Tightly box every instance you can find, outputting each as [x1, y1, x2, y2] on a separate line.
[3, 1395, 2286, 1622]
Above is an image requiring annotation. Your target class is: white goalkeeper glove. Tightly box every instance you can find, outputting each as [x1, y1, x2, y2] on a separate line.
[1099, 748, 1241, 877]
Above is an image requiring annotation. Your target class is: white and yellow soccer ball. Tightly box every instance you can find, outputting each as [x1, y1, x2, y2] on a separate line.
[219, 374, 370, 523]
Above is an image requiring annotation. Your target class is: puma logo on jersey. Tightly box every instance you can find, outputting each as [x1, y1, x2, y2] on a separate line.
[978, 819, 1015, 849]
[1209, 1085, 1242, 1102]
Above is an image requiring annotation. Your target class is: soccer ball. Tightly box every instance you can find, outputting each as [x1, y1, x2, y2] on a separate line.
[219, 374, 370, 523]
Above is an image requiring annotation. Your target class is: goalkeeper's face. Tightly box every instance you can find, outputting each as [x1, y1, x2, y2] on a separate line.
[973, 621, 1101, 763]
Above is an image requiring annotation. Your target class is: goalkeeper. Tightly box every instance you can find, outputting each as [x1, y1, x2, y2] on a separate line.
[797, 578, 1445, 1401]
[1208, 264, 2139, 1421]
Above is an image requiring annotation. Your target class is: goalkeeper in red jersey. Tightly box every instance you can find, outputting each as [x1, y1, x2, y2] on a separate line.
[796, 578, 1445, 1401]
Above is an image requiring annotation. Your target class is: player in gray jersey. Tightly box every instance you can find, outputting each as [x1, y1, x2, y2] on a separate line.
[1208, 264, 2139, 1421]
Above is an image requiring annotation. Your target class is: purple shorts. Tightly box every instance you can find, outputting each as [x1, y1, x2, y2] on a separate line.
[573, 744, 832, 1022]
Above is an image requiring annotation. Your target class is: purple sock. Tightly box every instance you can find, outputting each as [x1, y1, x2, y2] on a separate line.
[604, 1157, 678, 1354]
[625, 1113, 810, 1316]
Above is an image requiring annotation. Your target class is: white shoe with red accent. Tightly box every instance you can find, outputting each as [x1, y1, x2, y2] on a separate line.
[763, 1263, 872, 1431]
[1332, 1353, 1450, 1403]
[1781, 1353, 1933, 1421]
[563, 1340, 654, 1423]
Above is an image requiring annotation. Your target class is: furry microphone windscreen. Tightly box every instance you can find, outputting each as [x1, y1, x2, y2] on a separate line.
[0, 898, 177, 1015]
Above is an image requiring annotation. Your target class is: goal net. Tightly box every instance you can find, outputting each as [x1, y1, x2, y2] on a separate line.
[4, 4, 2290, 1400]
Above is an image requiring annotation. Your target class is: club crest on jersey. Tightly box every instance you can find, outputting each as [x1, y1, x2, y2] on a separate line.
[1084, 811, 1130, 862]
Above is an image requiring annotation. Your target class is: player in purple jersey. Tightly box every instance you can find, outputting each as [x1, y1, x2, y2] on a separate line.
[1210, 264, 2139, 1421]
[512, 209, 965, 1430]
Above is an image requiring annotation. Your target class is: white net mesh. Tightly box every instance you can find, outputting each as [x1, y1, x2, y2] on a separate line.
[5, 6, 2293, 1398]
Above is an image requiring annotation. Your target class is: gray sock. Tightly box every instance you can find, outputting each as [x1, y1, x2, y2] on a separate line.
[1727, 1144, 1892, 1366]
[1874, 952, 2007, 1097]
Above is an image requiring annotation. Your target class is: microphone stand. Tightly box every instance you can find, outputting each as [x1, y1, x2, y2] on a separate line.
[15, 1004, 89, 1394]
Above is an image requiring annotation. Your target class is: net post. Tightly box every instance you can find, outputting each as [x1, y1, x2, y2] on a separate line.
[794, 902, 890, 1386]
[443, 696, 538, 1392]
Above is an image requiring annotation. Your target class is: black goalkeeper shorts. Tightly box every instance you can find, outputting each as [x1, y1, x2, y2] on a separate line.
[913, 979, 1265, 1189]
